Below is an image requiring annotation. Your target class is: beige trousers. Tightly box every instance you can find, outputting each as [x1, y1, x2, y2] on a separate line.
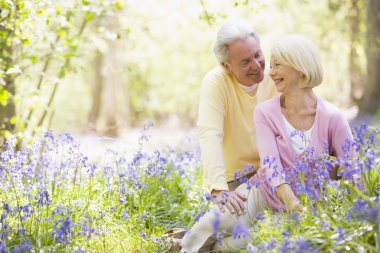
[181, 183, 268, 253]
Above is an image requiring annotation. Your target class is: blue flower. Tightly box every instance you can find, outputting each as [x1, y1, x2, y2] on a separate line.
[232, 224, 249, 239]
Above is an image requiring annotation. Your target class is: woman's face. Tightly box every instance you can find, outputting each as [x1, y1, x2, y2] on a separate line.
[269, 56, 303, 93]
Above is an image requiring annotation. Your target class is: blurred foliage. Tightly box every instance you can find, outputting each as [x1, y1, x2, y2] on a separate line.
[0, 0, 378, 138]
[0, 0, 123, 143]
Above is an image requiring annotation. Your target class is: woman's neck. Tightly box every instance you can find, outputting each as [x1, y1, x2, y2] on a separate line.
[280, 88, 317, 113]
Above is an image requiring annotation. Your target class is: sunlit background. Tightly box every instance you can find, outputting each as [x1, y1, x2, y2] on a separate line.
[1, 0, 379, 145]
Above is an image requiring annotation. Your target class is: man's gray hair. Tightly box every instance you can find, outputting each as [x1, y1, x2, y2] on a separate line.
[213, 20, 260, 63]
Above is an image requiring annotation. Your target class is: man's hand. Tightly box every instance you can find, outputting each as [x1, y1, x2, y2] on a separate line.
[211, 190, 247, 215]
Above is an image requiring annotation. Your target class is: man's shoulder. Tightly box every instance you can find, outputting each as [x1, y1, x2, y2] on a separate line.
[203, 66, 232, 86]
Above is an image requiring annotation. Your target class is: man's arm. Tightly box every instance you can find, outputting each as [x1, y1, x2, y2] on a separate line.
[198, 72, 246, 215]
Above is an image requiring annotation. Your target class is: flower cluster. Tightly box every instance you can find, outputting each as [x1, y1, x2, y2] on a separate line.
[0, 124, 203, 252]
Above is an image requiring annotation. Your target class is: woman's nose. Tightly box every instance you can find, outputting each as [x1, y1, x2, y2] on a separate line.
[269, 68, 275, 76]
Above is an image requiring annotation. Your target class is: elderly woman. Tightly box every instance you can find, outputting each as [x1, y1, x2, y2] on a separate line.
[181, 35, 353, 252]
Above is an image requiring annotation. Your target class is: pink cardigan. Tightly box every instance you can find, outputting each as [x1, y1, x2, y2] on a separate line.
[252, 96, 353, 210]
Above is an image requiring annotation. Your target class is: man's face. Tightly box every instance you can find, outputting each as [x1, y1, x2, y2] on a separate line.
[222, 36, 265, 86]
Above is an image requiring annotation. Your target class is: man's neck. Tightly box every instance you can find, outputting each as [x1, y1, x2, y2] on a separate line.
[240, 83, 258, 96]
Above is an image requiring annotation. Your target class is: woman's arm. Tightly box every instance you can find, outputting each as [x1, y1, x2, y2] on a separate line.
[254, 105, 300, 211]
[275, 183, 301, 211]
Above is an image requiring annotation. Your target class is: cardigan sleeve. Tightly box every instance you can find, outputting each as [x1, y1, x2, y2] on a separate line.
[197, 74, 228, 193]
[330, 112, 354, 158]
[254, 105, 286, 189]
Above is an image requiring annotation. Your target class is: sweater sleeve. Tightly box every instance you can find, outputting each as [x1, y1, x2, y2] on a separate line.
[197, 75, 228, 193]
[254, 105, 286, 189]
[330, 112, 354, 158]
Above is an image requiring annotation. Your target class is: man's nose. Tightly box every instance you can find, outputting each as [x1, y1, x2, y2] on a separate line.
[250, 58, 261, 70]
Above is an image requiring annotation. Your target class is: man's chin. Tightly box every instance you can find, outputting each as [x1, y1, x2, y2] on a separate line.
[249, 73, 264, 84]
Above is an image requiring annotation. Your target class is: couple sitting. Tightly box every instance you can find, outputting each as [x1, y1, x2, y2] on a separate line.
[180, 21, 353, 252]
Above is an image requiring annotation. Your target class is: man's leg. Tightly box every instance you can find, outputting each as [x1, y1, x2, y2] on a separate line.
[181, 184, 268, 253]
[213, 184, 268, 251]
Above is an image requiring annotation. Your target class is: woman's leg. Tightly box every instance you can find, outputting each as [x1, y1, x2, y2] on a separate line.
[181, 184, 268, 253]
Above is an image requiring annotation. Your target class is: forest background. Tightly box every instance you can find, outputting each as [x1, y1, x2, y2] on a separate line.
[0, 0, 379, 145]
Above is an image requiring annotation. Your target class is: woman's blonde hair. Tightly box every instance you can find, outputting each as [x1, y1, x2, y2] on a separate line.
[271, 34, 323, 88]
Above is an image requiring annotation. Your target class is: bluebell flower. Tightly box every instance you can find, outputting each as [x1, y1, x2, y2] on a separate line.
[20, 240, 31, 251]
[255, 213, 265, 221]
[232, 224, 249, 239]
[296, 239, 316, 253]
[0, 240, 5, 253]
[140, 230, 147, 238]
[247, 243, 258, 252]
[211, 211, 221, 236]
[321, 221, 330, 232]
[10, 245, 21, 253]
[51, 216, 75, 244]
[282, 230, 290, 238]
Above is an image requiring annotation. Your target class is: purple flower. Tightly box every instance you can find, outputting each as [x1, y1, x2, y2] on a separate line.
[321, 221, 330, 232]
[232, 224, 249, 239]
[282, 230, 290, 238]
[247, 243, 258, 252]
[346, 198, 379, 224]
[0, 240, 5, 253]
[211, 211, 221, 236]
[20, 240, 31, 251]
[256, 213, 265, 221]
[140, 230, 147, 238]
[51, 216, 75, 244]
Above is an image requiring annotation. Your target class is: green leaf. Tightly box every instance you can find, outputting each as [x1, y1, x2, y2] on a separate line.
[30, 56, 38, 64]
[10, 116, 16, 125]
[115, 1, 123, 10]
[0, 88, 9, 106]
[85, 12, 94, 21]
[22, 38, 29, 45]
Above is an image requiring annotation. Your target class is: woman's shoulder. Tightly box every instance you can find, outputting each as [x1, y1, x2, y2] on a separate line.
[317, 97, 344, 117]
[256, 96, 281, 112]
[254, 96, 281, 122]
[317, 97, 348, 129]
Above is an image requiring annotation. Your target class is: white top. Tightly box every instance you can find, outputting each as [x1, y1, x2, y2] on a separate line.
[282, 115, 313, 155]
[240, 83, 258, 96]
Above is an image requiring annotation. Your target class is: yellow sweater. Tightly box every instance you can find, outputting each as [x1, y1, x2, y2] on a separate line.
[197, 66, 277, 192]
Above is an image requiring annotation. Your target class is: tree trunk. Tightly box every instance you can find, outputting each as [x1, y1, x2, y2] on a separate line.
[101, 14, 130, 137]
[86, 50, 104, 133]
[0, 75, 16, 132]
[348, 0, 364, 104]
[0, 38, 16, 143]
[359, 0, 380, 115]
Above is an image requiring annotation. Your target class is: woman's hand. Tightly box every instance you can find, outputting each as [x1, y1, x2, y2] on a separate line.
[275, 183, 302, 212]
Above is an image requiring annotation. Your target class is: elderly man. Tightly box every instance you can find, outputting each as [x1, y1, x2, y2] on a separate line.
[198, 20, 277, 216]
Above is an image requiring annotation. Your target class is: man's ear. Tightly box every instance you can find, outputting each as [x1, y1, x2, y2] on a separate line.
[221, 62, 232, 73]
